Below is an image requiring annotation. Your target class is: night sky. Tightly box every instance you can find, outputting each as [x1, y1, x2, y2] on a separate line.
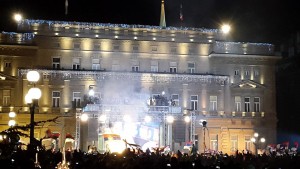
[1, 0, 300, 44]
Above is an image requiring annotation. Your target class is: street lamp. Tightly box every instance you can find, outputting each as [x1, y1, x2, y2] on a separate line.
[221, 24, 231, 34]
[13, 13, 23, 22]
[25, 70, 41, 146]
[251, 132, 266, 155]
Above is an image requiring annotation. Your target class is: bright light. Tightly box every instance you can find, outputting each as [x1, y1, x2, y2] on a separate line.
[251, 137, 256, 143]
[8, 120, 16, 127]
[190, 39, 194, 42]
[260, 137, 266, 143]
[28, 87, 42, 99]
[221, 24, 231, 34]
[0, 135, 3, 140]
[55, 33, 59, 36]
[123, 115, 131, 122]
[184, 116, 190, 123]
[14, 13, 22, 22]
[166, 116, 174, 123]
[153, 37, 156, 41]
[134, 36, 137, 40]
[27, 71, 40, 82]
[25, 93, 32, 104]
[88, 88, 95, 96]
[144, 116, 152, 123]
[75, 34, 79, 37]
[95, 34, 99, 38]
[107, 140, 126, 154]
[99, 115, 107, 122]
[9, 112, 16, 118]
[172, 38, 175, 41]
[81, 114, 89, 122]
[115, 35, 119, 39]
[161, 91, 165, 95]
[254, 133, 259, 138]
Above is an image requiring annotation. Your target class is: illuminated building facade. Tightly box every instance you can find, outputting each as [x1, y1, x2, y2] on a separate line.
[0, 19, 280, 154]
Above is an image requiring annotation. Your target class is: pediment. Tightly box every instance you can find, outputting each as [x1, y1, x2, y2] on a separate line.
[0, 72, 18, 81]
[231, 80, 265, 89]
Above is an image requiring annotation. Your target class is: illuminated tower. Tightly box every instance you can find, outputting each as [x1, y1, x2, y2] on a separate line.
[160, 0, 166, 27]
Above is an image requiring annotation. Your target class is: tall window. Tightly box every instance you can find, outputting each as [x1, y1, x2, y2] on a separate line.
[170, 62, 177, 73]
[171, 94, 179, 106]
[52, 91, 60, 107]
[210, 135, 218, 151]
[230, 135, 238, 152]
[244, 97, 250, 112]
[254, 70, 259, 77]
[5, 62, 11, 68]
[190, 95, 198, 110]
[254, 97, 260, 112]
[131, 60, 139, 72]
[52, 57, 60, 69]
[170, 47, 177, 54]
[150, 61, 158, 72]
[235, 96, 242, 112]
[92, 59, 100, 70]
[73, 92, 81, 108]
[188, 63, 195, 73]
[3, 90, 10, 106]
[245, 136, 251, 151]
[209, 96, 217, 111]
[245, 70, 250, 77]
[72, 58, 80, 70]
[234, 70, 239, 76]
[132, 66, 139, 72]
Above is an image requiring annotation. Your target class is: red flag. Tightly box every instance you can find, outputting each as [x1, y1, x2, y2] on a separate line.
[281, 141, 290, 148]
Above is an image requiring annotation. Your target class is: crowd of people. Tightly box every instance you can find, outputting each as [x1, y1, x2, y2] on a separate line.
[1, 145, 300, 169]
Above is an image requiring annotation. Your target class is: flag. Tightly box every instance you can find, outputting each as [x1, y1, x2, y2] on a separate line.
[294, 141, 299, 148]
[180, 4, 183, 21]
[281, 141, 290, 148]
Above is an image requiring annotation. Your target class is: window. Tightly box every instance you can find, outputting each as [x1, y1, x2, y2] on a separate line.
[132, 66, 139, 72]
[131, 60, 139, 72]
[93, 44, 100, 50]
[150, 61, 158, 72]
[190, 95, 198, 110]
[244, 97, 250, 112]
[188, 63, 195, 73]
[5, 62, 11, 68]
[245, 70, 250, 77]
[132, 46, 139, 52]
[170, 62, 177, 73]
[234, 70, 239, 76]
[254, 70, 259, 77]
[113, 45, 120, 51]
[3, 90, 10, 106]
[52, 57, 60, 69]
[152, 46, 158, 52]
[170, 47, 177, 54]
[209, 96, 217, 111]
[73, 58, 80, 70]
[254, 97, 260, 112]
[92, 59, 100, 70]
[235, 96, 242, 112]
[245, 136, 251, 151]
[74, 43, 80, 50]
[210, 135, 218, 151]
[52, 91, 60, 107]
[73, 92, 81, 108]
[53, 42, 60, 48]
[189, 47, 195, 54]
[171, 94, 179, 106]
[230, 135, 238, 152]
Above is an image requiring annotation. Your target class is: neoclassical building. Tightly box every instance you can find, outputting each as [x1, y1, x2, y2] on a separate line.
[0, 17, 280, 153]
